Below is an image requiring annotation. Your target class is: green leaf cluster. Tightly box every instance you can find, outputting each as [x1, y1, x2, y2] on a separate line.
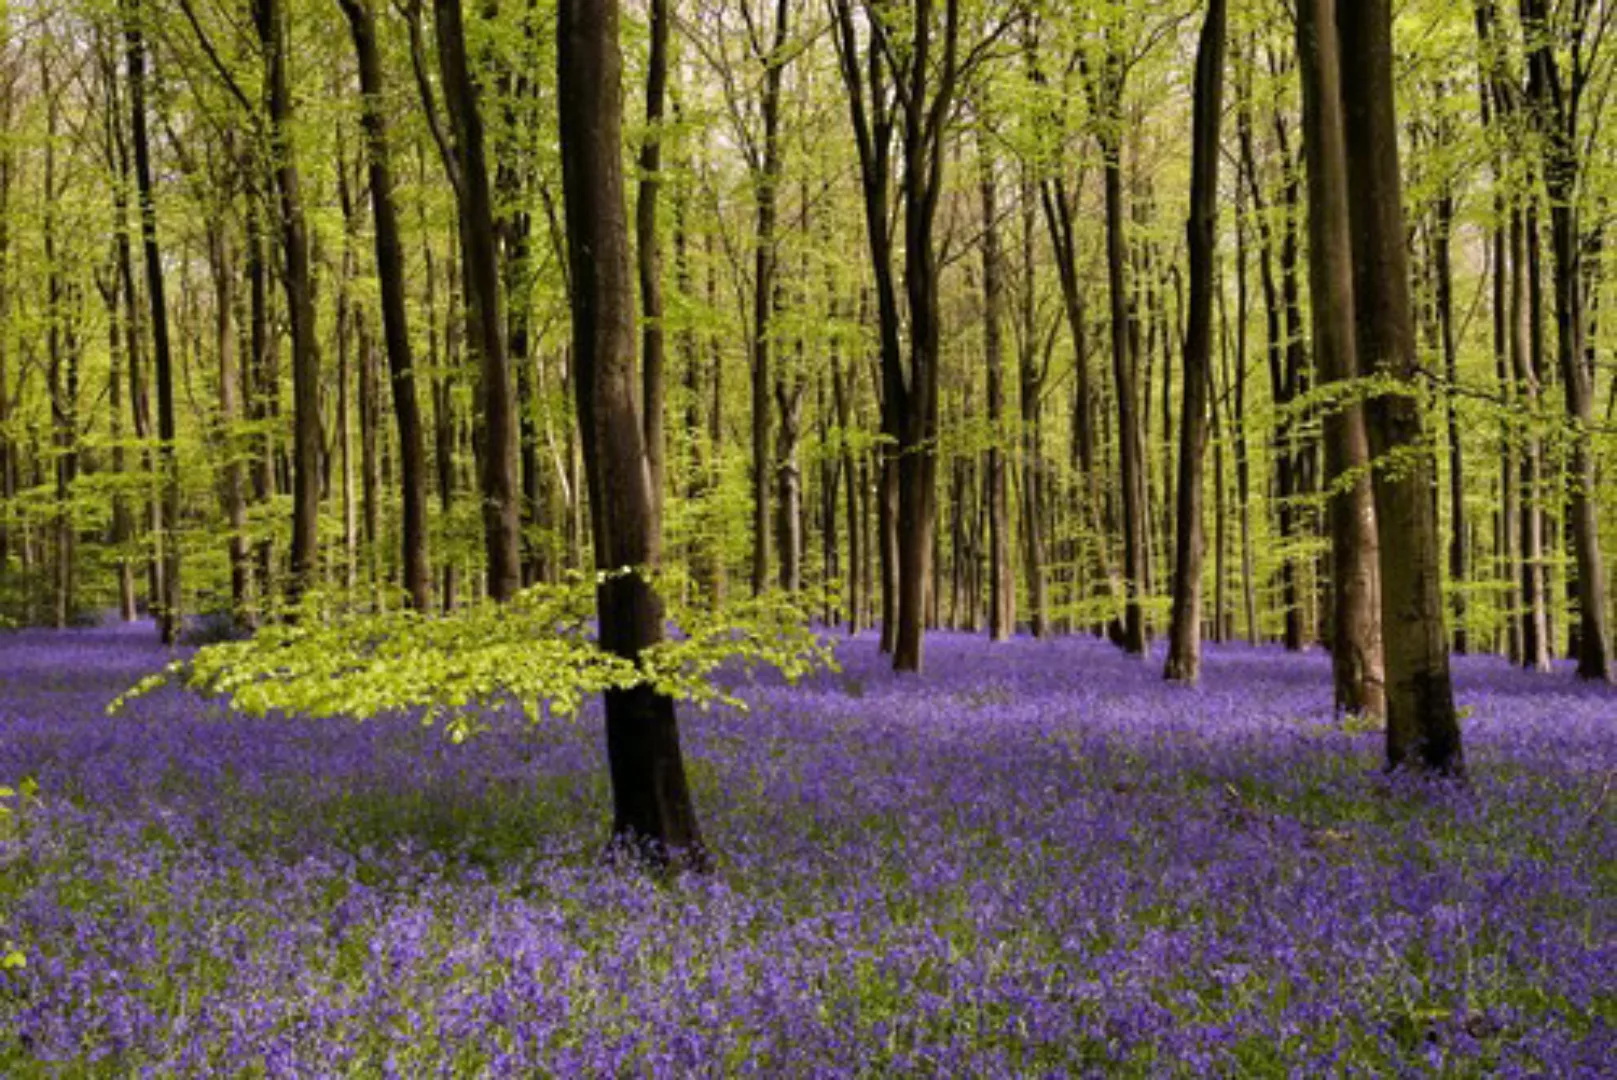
[110, 576, 837, 734]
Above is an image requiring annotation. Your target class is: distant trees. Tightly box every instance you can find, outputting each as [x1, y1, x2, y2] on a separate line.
[0, 0, 1609, 722]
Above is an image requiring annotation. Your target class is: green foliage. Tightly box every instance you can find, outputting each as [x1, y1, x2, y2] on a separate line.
[111, 575, 836, 733]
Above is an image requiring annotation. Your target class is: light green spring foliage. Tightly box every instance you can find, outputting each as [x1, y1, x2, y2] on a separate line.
[111, 573, 837, 740]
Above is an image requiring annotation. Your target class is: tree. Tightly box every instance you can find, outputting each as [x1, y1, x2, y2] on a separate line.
[557, 0, 707, 867]
[1164, 0, 1227, 684]
[1334, 0, 1463, 773]
[1295, 0, 1385, 716]
[433, 0, 523, 603]
[977, 124, 1013, 642]
[254, 0, 323, 608]
[124, 0, 180, 642]
[338, 0, 432, 611]
[830, 0, 994, 672]
[1519, 0, 1612, 681]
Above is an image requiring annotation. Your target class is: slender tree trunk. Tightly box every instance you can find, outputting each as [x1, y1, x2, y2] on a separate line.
[1020, 172, 1049, 638]
[1103, 131, 1147, 654]
[1514, 209, 1552, 670]
[749, 0, 791, 597]
[1165, 0, 1227, 684]
[336, 181, 360, 592]
[256, 0, 322, 609]
[1433, 184, 1467, 654]
[435, 0, 522, 601]
[1522, 0, 1611, 680]
[832, 343, 861, 633]
[127, 0, 181, 640]
[343, 0, 432, 609]
[558, 0, 706, 869]
[980, 138, 1013, 641]
[209, 225, 250, 615]
[637, 0, 669, 531]
[1336, 0, 1462, 773]
[1276, 124, 1309, 652]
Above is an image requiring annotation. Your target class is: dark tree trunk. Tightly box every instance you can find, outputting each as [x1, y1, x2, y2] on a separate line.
[1514, 209, 1552, 670]
[255, 0, 322, 609]
[1521, 0, 1612, 681]
[979, 136, 1013, 641]
[208, 225, 250, 615]
[831, 320, 862, 633]
[1165, 0, 1226, 683]
[1432, 182, 1467, 654]
[637, 0, 669, 533]
[1019, 171, 1050, 639]
[1103, 131, 1147, 654]
[342, 0, 432, 610]
[1276, 118, 1309, 652]
[126, 0, 181, 640]
[1336, 0, 1462, 773]
[1297, 0, 1386, 717]
[749, 0, 791, 597]
[558, 0, 706, 869]
[435, 0, 522, 602]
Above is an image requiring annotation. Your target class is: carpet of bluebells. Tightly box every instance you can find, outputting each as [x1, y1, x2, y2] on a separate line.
[0, 620, 1612, 1077]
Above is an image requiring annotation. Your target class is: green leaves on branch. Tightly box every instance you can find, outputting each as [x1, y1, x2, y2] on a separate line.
[109, 574, 838, 733]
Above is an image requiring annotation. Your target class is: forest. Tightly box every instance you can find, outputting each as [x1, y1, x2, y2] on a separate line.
[0, 0, 1613, 1073]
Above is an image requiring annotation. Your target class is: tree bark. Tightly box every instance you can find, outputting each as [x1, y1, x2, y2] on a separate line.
[1165, 0, 1226, 683]
[435, 0, 522, 602]
[341, 0, 432, 610]
[748, 0, 791, 597]
[1521, 0, 1612, 680]
[126, 0, 181, 640]
[1102, 125, 1147, 655]
[558, 0, 706, 869]
[637, 0, 669, 533]
[1336, 0, 1462, 773]
[1296, 0, 1385, 716]
[979, 135, 1013, 642]
[254, 0, 322, 610]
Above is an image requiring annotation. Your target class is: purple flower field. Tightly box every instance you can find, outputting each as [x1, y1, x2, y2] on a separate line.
[0, 622, 1612, 1076]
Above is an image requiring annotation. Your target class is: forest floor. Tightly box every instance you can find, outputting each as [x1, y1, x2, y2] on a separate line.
[0, 620, 1612, 1076]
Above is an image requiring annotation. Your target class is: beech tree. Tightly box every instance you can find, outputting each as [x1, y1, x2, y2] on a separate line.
[558, 0, 706, 866]
[1164, 0, 1227, 684]
[1333, 0, 1464, 773]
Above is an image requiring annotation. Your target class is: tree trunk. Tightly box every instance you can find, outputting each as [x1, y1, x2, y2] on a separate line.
[343, 0, 432, 610]
[1020, 171, 1049, 639]
[435, 0, 522, 602]
[209, 225, 250, 615]
[1335, 0, 1462, 773]
[1432, 183, 1467, 654]
[749, 0, 791, 597]
[254, 0, 322, 610]
[637, 0, 669, 532]
[1521, 0, 1612, 680]
[1165, 0, 1226, 684]
[1513, 209, 1552, 670]
[557, 0, 706, 869]
[1103, 133, 1147, 654]
[127, 0, 181, 640]
[1297, 0, 1385, 717]
[980, 137, 1013, 642]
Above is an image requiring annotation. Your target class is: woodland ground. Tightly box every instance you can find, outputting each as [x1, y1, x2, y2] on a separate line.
[0, 620, 1612, 1077]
